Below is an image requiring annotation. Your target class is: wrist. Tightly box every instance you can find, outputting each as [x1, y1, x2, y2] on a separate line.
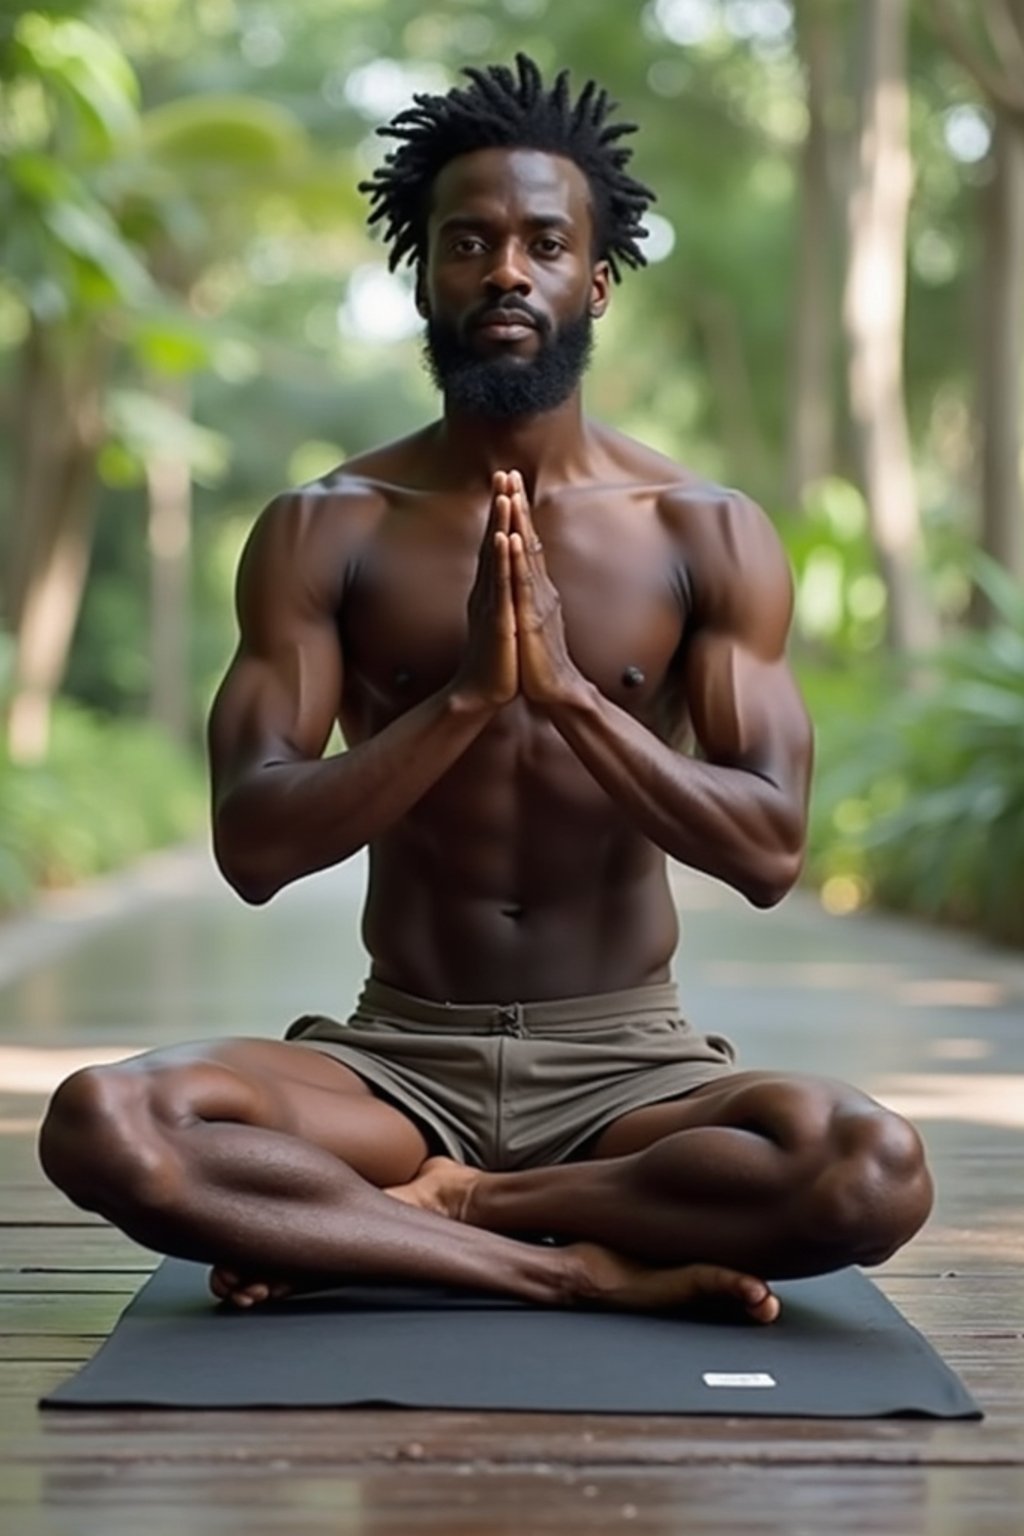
[444, 680, 505, 719]
[542, 671, 600, 716]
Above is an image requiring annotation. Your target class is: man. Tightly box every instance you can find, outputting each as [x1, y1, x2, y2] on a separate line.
[39, 55, 933, 1322]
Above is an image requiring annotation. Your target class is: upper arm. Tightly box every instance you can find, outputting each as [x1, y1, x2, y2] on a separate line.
[206, 489, 359, 817]
[679, 492, 813, 815]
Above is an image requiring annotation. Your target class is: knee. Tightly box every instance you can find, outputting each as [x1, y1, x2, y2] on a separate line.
[808, 1109, 934, 1266]
[39, 1063, 182, 1219]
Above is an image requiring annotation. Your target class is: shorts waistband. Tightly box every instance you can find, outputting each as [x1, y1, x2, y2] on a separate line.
[352, 976, 680, 1037]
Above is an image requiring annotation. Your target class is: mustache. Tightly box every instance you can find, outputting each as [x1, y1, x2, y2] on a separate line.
[468, 299, 549, 336]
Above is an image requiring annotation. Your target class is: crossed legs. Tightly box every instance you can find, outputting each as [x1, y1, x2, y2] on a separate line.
[38, 1041, 933, 1322]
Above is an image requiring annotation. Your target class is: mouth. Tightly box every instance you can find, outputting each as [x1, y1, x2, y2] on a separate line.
[473, 312, 538, 341]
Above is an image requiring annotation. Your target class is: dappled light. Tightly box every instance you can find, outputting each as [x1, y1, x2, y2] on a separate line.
[0, 1046, 142, 1097]
[878, 1074, 1024, 1132]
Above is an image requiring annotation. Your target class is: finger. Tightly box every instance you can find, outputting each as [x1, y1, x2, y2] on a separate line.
[495, 532, 515, 624]
[509, 532, 533, 591]
[496, 492, 512, 538]
[510, 488, 542, 557]
[485, 473, 509, 537]
[508, 492, 528, 546]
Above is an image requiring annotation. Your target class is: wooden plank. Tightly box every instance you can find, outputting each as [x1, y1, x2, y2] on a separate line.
[0, 1293, 131, 1335]
[0, 1226, 155, 1269]
[0, 1272, 139, 1295]
[3, 1468, 1024, 1536]
[0, 1188, 106, 1223]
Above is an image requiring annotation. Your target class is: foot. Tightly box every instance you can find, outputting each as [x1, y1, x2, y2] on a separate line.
[209, 1268, 298, 1308]
[209, 1157, 479, 1307]
[565, 1241, 781, 1324]
[383, 1154, 480, 1223]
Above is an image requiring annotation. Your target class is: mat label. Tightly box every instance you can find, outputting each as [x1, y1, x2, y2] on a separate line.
[702, 1372, 777, 1388]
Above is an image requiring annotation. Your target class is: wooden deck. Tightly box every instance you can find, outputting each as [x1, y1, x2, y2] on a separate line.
[2, 845, 1023, 1533]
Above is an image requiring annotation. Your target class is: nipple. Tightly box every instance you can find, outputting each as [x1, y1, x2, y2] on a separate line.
[622, 666, 645, 689]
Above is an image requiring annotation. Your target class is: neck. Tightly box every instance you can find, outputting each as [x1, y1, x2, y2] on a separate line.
[435, 391, 590, 499]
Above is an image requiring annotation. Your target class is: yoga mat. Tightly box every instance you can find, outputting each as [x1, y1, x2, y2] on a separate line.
[41, 1258, 981, 1418]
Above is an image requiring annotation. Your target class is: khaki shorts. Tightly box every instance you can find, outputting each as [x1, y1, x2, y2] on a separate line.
[285, 977, 738, 1171]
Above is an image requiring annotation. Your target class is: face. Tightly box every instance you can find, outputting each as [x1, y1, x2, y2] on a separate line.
[416, 147, 611, 419]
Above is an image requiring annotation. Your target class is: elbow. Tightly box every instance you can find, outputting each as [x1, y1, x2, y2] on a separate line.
[212, 823, 280, 906]
[743, 845, 805, 910]
[232, 874, 278, 907]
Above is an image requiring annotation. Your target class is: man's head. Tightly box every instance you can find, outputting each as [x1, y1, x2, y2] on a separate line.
[359, 54, 656, 419]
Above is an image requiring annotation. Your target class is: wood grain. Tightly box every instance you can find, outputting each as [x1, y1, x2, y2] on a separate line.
[1, 854, 1022, 1533]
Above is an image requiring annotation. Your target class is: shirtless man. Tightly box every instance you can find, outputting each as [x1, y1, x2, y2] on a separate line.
[39, 55, 933, 1323]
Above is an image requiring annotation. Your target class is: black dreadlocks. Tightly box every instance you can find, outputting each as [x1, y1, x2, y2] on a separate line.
[358, 52, 656, 284]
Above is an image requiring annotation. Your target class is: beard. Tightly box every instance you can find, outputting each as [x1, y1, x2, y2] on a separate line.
[422, 305, 594, 420]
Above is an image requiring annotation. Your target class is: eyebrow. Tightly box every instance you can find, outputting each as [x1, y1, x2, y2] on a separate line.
[437, 213, 576, 235]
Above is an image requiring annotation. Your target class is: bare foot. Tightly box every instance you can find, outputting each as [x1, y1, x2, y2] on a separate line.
[384, 1155, 480, 1222]
[565, 1241, 781, 1324]
[208, 1267, 297, 1308]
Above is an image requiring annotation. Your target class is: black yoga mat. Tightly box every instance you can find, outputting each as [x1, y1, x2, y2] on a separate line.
[41, 1258, 981, 1418]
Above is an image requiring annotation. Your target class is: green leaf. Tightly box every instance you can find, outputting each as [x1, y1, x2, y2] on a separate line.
[14, 14, 140, 153]
[42, 199, 154, 303]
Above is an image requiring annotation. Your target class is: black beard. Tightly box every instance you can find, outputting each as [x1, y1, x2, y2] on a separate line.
[422, 308, 594, 420]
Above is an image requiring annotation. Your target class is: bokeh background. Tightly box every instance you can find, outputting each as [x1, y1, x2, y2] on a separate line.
[1, 0, 1022, 943]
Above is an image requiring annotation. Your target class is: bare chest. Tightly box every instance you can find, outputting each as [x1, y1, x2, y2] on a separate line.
[339, 495, 690, 739]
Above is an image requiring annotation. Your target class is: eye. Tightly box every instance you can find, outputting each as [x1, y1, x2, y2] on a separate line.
[534, 236, 565, 256]
[452, 235, 485, 255]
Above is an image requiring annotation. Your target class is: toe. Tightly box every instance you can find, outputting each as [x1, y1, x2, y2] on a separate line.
[733, 1273, 780, 1324]
[691, 1266, 779, 1324]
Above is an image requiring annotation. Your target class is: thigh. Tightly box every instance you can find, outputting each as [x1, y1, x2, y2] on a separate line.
[583, 1069, 880, 1160]
[106, 1037, 431, 1186]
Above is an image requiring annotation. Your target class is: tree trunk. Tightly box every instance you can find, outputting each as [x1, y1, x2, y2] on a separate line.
[695, 290, 771, 497]
[972, 106, 1024, 619]
[841, 0, 938, 653]
[4, 321, 105, 765]
[146, 375, 193, 745]
[786, 0, 836, 508]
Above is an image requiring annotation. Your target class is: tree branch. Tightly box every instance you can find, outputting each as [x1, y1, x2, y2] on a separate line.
[927, 0, 1024, 115]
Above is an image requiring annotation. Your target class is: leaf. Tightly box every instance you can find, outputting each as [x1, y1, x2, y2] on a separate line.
[15, 14, 140, 153]
[41, 199, 154, 304]
[141, 96, 308, 174]
[105, 387, 231, 483]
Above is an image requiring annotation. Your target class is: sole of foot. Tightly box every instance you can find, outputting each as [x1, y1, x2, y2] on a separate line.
[567, 1243, 781, 1324]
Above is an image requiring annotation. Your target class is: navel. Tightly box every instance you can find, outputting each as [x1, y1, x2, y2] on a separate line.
[393, 666, 414, 689]
[622, 665, 645, 689]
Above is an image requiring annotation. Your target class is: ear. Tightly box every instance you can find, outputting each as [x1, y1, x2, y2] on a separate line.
[414, 266, 429, 318]
[589, 260, 611, 319]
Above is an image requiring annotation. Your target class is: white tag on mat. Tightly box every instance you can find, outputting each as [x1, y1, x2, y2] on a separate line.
[702, 1372, 777, 1388]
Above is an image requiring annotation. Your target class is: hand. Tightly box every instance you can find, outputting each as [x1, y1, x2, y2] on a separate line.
[449, 472, 518, 709]
[507, 471, 583, 707]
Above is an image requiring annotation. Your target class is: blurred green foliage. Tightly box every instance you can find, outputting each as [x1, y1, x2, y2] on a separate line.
[0, 699, 205, 912]
[0, 0, 1021, 943]
[803, 557, 1024, 943]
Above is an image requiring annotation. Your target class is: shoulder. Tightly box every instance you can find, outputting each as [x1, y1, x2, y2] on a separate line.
[657, 481, 794, 645]
[239, 464, 395, 601]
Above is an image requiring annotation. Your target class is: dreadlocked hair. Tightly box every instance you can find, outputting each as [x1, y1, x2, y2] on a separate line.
[358, 52, 656, 283]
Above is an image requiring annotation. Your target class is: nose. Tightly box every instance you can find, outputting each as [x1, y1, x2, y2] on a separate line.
[483, 239, 532, 298]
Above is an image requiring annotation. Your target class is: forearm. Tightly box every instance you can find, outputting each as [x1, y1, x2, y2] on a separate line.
[214, 685, 496, 902]
[547, 682, 804, 906]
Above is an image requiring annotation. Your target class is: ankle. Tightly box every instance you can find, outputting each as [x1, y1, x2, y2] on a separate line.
[553, 1242, 596, 1305]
